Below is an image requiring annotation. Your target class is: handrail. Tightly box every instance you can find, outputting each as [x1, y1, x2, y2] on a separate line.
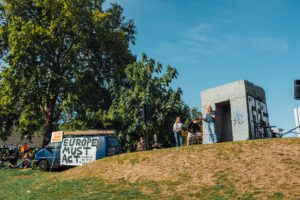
[280, 126, 300, 137]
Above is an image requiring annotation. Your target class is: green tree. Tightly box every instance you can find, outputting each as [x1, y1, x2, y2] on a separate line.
[0, 0, 135, 144]
[107, 54, 190, 151]
[190, 107, 202, 120]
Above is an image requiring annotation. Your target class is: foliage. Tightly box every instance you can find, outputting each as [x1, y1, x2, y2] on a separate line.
[0, 0, 190, 149]
[107, 54, 190, 151]
[190, 107, 202, 120]
[0, 0, 135, 143]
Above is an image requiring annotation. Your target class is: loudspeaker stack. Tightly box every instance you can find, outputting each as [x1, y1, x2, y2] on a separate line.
[295, 80, 300, 100]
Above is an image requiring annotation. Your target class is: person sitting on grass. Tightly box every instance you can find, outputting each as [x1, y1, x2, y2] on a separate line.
[8, 153, 18, 168]
[1, 146, 7, 154]
[187, 117, 202, 145]
[136, 136, 147, 152]
[0, 153, 3, 167]
[20, 142, 30, 158]
[0, 152, 8, 167]
[17, 153, 31, 169]
[152, 134, 162, 150]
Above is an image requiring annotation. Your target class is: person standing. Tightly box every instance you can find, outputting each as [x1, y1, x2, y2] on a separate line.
[187, 118, 201, 145]
[173, 117, 183, 147]
[202, 105, 217, 143]
[8, 144, 14, 155]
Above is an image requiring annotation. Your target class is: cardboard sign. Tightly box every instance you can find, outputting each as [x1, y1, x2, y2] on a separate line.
[51, 131, 63, 143]
[60, 137, 98, 166]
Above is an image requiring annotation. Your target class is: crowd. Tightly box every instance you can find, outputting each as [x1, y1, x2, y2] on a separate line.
[0, 143, 32, 169]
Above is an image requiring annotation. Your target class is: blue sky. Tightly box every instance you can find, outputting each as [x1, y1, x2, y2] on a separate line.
[105, 0, 300, 133]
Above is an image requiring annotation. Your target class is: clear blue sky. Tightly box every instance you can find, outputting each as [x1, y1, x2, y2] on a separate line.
[105, 0, 300, 133]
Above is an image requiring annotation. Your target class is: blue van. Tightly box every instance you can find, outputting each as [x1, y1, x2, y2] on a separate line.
[33, 130, 121, 171]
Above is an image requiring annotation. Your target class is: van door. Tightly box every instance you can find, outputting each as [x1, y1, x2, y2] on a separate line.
[46, 142, 61, 167]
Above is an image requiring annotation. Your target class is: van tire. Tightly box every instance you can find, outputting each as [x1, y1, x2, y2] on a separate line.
[39, 160, 49, 171]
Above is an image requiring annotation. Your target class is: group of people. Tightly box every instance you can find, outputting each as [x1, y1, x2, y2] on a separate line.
[0, 143, 32, 169]
[136, 134, 161, 152]
[135, 105, 218, 152]
[173, 105, 218, 146]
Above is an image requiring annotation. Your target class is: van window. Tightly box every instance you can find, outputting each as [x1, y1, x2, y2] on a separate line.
[108, 138, 119, 147]
[47, 142, 61, 149]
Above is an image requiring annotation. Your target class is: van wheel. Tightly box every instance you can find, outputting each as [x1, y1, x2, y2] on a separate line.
[39, 160, 49, 171]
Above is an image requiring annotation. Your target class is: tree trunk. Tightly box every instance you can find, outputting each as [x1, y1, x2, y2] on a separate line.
[42, 119, 54, 146]
[41, 96, 57, 146]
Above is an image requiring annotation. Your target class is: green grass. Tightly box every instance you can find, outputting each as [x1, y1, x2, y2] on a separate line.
[1, 167, 255, 200]
[0, 169, 47, 200]
[0, 169, 159, 200]
[0, 169, 278, 200]
[0, 138, 299, 199]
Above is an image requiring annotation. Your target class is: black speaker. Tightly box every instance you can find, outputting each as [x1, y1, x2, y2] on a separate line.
[295, 80, 300, 100]
[140, 104, 151, 122]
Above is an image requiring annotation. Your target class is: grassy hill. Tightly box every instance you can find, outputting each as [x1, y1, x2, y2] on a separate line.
[0, 138, 299, 200]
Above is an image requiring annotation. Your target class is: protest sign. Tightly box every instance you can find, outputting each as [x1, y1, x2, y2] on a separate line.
[60, 137, 99, 166]
[51, 131, 63, 143]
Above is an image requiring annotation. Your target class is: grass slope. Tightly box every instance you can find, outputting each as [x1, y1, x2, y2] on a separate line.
[0, 138, 299, 200]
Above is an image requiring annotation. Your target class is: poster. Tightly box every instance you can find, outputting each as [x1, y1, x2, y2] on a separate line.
[50, 131, 63, 143]
[60, 137, 98, 166]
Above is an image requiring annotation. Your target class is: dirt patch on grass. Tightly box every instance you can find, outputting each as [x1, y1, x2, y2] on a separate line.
[226, 139, 300, 199]
[62, 146, 218, 186]
[60, 138, 300, 199]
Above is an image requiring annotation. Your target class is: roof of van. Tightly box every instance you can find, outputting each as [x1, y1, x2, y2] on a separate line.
[63, 130, 116, 136]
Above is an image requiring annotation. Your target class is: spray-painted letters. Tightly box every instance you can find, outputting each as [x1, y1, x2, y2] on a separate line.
[60, 137, 98, 166]
[247, 95, 271, 139]
[233, 112, 244, 126]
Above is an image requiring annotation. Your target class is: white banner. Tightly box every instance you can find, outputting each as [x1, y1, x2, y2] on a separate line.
[60, 137, 98, 166]
[294, 108, 300, 137]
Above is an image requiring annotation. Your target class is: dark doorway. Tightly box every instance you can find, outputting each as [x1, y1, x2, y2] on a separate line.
[215, 101, 233, 142]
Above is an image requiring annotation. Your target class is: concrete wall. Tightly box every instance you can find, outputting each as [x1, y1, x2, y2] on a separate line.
[201, 80, 271, 143]
[0, 131, 43, 148]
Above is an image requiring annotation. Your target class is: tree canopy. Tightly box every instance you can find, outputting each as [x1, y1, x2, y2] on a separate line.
[0, 0, 191, 150]
[0, 0, 136, 143]
[107, 54, 190, 151]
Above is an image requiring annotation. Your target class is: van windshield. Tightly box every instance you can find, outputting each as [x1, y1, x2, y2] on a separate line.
[108, 138, 119, 147]
[47, 142, 62, 149]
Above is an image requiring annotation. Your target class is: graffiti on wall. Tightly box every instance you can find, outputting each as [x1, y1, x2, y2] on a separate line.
[233, 112, 244, 126]
[247, 95, 271, 139]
